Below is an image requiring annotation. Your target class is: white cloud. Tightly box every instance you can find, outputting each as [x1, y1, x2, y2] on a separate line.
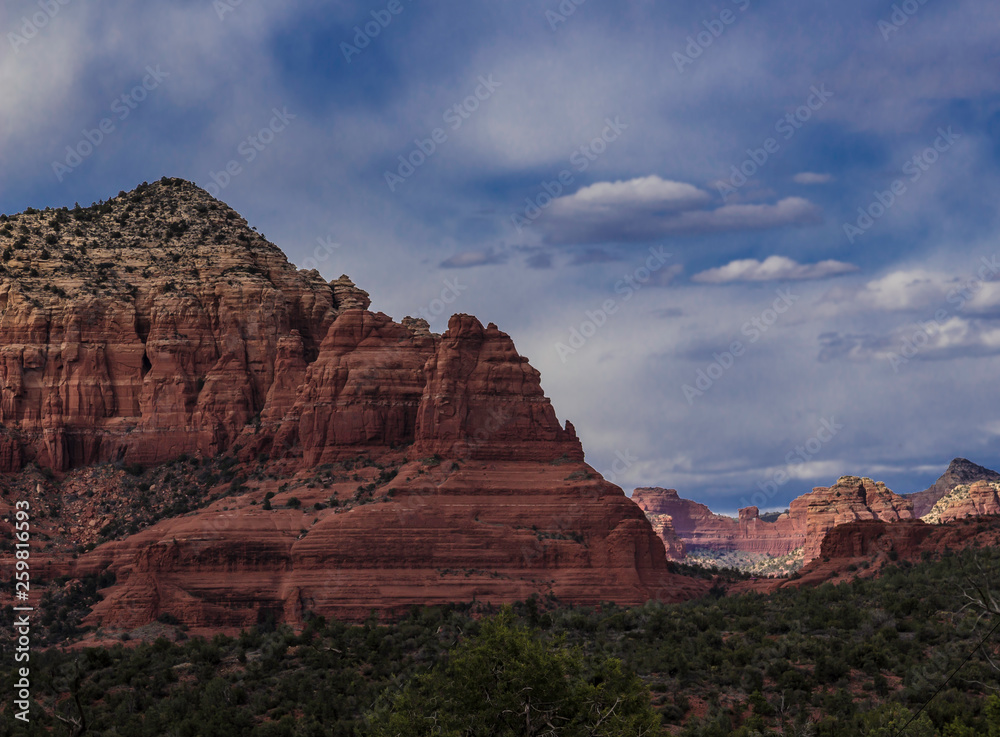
[822, 267, 1000, 315]
[539, 174, 823, 244]
[555, 176, 710, 212]
[793, 172, 833, 184]
[692, 255, 858, 284]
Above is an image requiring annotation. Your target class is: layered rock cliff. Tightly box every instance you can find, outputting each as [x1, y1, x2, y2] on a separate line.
[0, 178, 704, 634]
[796, 476, 913, 560]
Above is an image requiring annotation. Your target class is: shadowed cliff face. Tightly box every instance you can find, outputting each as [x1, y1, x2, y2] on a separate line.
[0, 178, 704, 633]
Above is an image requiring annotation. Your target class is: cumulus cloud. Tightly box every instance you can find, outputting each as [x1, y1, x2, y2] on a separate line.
[692, 255, 858, 284]
[538, 175, 822, 245]
[793, 172, 833, 184]
[558, 176, 710, 211]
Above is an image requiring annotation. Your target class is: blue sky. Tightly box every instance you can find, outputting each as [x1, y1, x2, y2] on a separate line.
[3, 0, 1000, 513]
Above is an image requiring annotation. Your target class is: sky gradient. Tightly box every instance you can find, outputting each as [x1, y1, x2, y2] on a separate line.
[2, 0, 999, 513]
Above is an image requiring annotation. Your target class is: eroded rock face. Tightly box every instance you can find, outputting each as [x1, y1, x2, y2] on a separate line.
[413, 316, 583, 463]
[799, 476, 913, 560]
[0, 179, 339, 469]
[0, 180, 582, 471]
[0, 178, 703, 630]
[907, 458, 1000, 517]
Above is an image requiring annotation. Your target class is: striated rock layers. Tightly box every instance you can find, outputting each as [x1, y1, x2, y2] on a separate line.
[797, 476, 913, 560]
[634, 476, 914, 564]
[0, 178, 705, 630]
[906, 458, 1000, 517]
[62, 464, 707, 630]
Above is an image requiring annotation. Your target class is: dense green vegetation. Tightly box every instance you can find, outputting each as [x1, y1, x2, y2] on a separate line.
[1, 547, 999, 735]
[366, 609, 661, 736]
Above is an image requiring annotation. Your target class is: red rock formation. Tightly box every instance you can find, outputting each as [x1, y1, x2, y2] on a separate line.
[816, 519, 935, 560]
[413, 315, 583, 463]
[906, 458, 1000, 517]
[67, 463, 706, 631]
[0, 181, 582, 471]
[798, 476, 913, 560]
[631, 487, 805, 558]
[923, 480, 1000, 523]
[0, 179, 704, 631]
[736, 506, 804, 557]
[733, 515, 1000, 594]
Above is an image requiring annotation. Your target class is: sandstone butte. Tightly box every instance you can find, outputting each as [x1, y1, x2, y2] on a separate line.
[0, 178, 708, 634]
[633, 475, 915, 565]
